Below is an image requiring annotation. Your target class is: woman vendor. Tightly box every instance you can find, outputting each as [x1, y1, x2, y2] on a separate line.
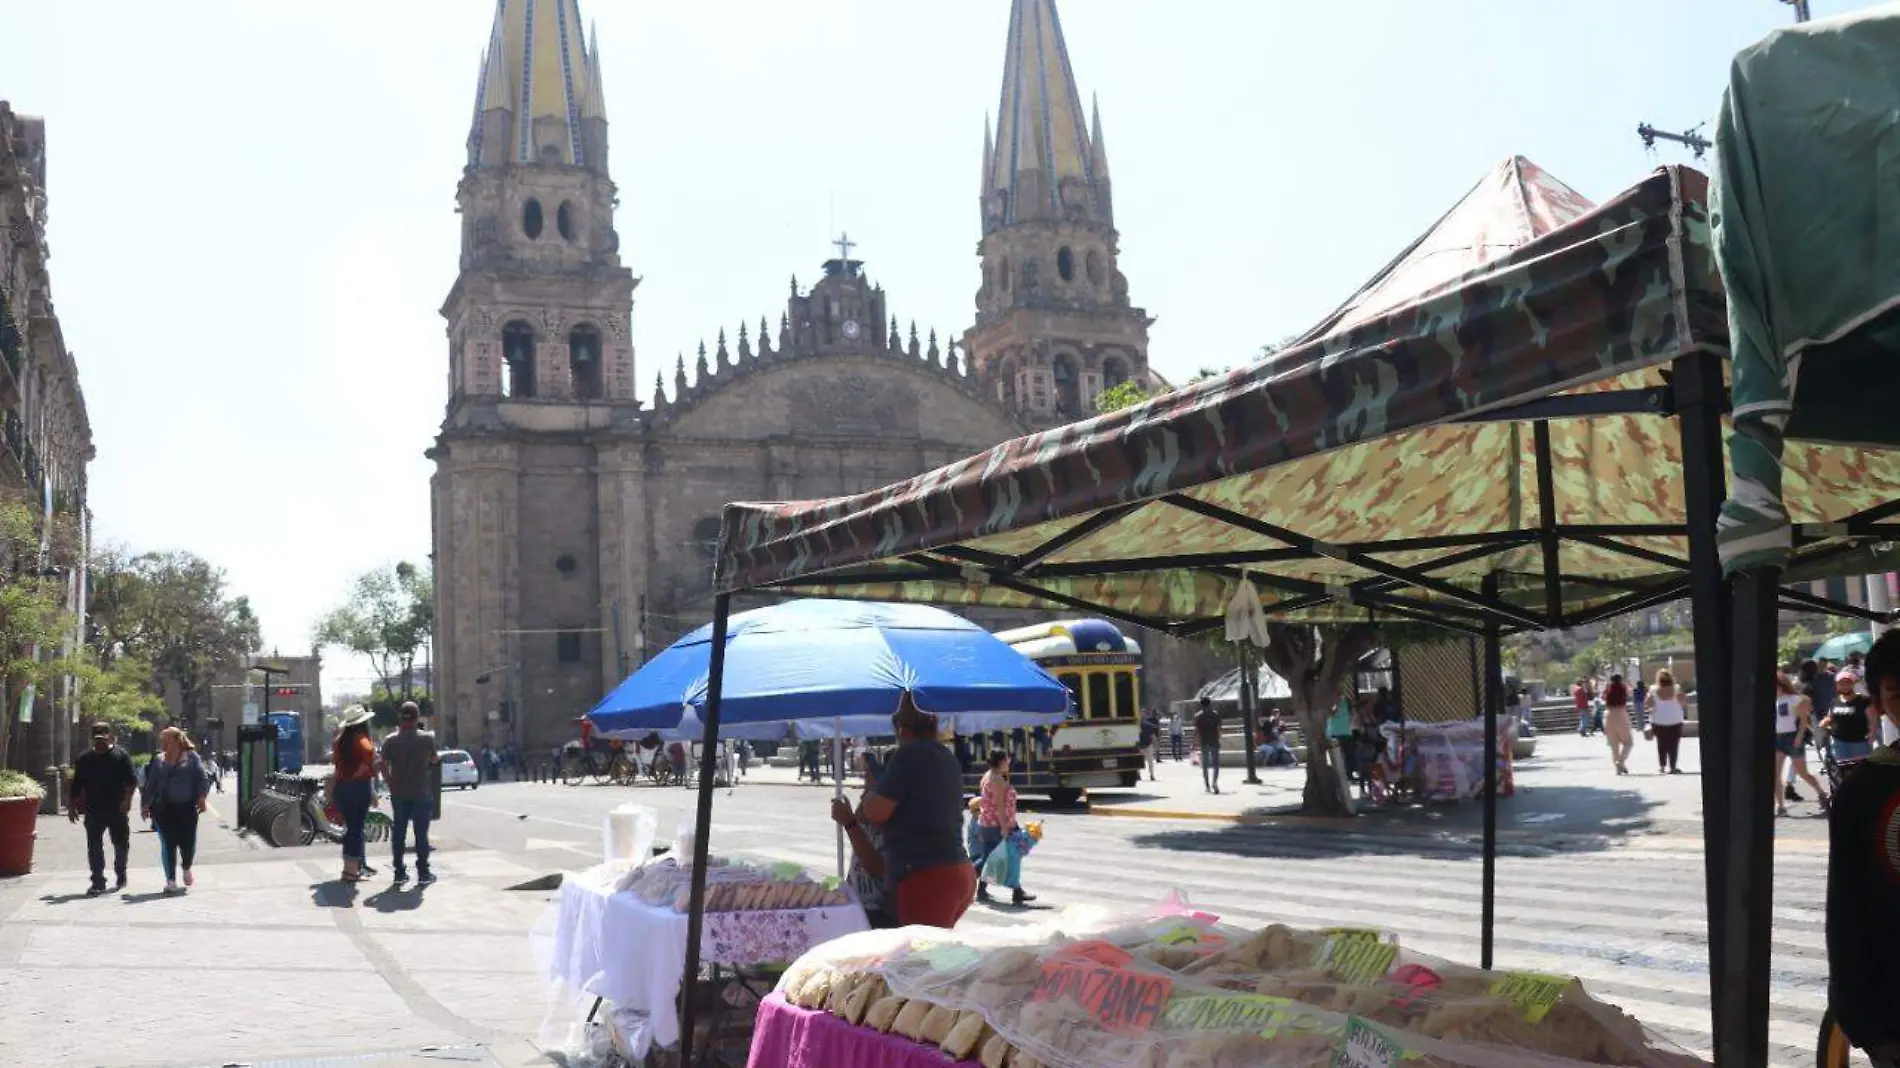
[856, 693, 974, 928]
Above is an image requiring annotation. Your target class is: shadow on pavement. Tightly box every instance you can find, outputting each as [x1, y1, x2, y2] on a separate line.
[36, 891, 95, 905]
[1127, 785, 1668, 860]
[310, 880, 360, 909]
[119, 889, 175, 904]
[364, 884, 427, 912]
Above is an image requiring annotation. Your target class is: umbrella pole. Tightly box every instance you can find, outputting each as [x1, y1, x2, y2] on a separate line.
[678, 593, 732, 1068]
[834, 716, 845, 880]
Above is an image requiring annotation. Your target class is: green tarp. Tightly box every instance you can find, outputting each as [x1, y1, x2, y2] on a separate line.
[1715, 3, 1900, 574]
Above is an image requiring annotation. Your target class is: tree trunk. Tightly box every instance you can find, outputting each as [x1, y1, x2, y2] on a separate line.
[1260, 622, 1383, 818]
[1292, 674, 1353, 817]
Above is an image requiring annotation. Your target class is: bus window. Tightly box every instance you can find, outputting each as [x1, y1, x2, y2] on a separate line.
[1088, 673, 1111, 721]
[1113, 672, 1136, 722]
[1060, 673, 1084, 717]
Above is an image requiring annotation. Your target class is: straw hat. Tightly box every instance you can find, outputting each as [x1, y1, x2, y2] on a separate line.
[339, 705, 373, 728]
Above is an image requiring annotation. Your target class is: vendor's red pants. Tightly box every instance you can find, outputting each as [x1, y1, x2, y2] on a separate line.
[895, 862, 976, 928]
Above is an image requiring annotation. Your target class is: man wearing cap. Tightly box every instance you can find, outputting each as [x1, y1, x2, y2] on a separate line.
[378, 701, 440, 885]
[68, 723, 139, 895]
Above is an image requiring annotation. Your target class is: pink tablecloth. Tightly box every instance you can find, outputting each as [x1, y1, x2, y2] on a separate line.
[746, 993, 982, 1068]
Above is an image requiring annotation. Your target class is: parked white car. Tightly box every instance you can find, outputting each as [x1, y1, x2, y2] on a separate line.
[439, 749, 479, 789]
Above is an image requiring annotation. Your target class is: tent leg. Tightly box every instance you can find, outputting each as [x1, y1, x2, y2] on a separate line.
[678, 593, 732, 1068]
[1241, 652, 1261, 785]
[834, 716, 845, 880]
[1673, 347, 1745, 1065]
[1718, 569, 1779, 1068]
[1480, 573, 1502, 971]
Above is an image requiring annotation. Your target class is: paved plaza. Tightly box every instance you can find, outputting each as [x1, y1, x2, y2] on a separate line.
[0, 733, 1838, 1067]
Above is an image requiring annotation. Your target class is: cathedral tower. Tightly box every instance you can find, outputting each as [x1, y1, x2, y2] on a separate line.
[432, 0, 641, 752]
[963, 0, 1152, 423]
[446, 0, 636, 408]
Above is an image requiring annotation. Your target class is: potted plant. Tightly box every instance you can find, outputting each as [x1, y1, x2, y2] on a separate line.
[0, 769, 46, 876]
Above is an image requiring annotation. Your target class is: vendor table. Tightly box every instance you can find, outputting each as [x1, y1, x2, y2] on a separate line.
[546, 875, 869, 1058]
[746, 993, 982, 1068]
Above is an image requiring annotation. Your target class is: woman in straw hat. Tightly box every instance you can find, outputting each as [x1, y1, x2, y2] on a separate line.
[332, 707, 378, 882]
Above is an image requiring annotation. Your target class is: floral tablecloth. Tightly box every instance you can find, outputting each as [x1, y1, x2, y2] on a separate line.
[746, 993, 982, 1068]
[544, 875, 868, 1056]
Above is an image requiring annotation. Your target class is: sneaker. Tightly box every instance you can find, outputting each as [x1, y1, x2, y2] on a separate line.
[393, 868, 410, 884]
[86, 884, 106, 897]
[417, 869, 436, 886]
[1012, 888, 1037, 906]
[163, 881, 181, 895]
[1785, 785, 1802, 803]
[114, 875, 127, 891]
[977, 883, 991, 903]
[183, 869, 194, 888]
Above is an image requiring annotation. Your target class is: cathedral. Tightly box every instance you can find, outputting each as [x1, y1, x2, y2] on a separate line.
[429, 0, 1217, 750]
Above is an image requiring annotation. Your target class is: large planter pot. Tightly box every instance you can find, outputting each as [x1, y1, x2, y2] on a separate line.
[0, 795, 39, 876]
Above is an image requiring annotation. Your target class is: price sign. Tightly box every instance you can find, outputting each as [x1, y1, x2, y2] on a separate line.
[1487, 971, 1572, 1023]
[1161, 993, 1300, 1035]
[1334, 1016, 1409, 1068]
[1323, 934, 1398, 983]
[1051, 940, 1134, 967]
[1031, 959, 1174, 1036]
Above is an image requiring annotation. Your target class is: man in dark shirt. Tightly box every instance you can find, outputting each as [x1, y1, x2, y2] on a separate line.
[1827, 629, 1900, 1066]
[68, 722, 138, 895]
[378, 702, 440, 885]
[1193, 696, 1223, 795]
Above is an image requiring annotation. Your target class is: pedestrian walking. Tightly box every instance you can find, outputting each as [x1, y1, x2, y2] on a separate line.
[68, 722, 138, 896]
[1824, 670, 1877, 764]
[1168, 707, 1185, 762]
[140, 727, 209, 895]
[378, 701, 439, 886]
[1647, 669, 1687, 773]
[331, 707, 378, 882]
[1194, 696, 1223, 794]
[1602, 673, 1634, 776]
[1773, 671, 1829, 817]
[973, 750, 1033, 905]
[1138, 709, 1160, 781]
[856, 695, 975, 928]
[1573, 678, 1592, 736]
[202, 751, 224, 793]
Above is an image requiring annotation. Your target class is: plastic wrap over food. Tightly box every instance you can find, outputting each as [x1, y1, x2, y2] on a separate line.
[774, 904, 1707, 1068]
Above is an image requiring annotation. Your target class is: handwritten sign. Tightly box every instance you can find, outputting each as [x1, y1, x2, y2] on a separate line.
[1321, 927, 1383, 942]
[1031, 960, 1174, 1036]
[1487, 971, 1572, 1023]
[1323, 934, 1398, 983]
[1051, 940, 1135, 968]
[1161, 993, 1303, 1035]
[1334, 1016, 1409, 1068]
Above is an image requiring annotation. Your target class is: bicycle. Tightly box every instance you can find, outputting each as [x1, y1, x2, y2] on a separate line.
[560, 741, 611, 785]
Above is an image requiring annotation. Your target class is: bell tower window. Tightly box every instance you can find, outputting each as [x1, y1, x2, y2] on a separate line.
[1103, 356, 1130, 390]
[557, 201, 575, 242]
[569, 325, 603, 401]
[522, 198, 544, 239]
[1057, 247, 1075, 282]
[1052, 354, 1080, 416]
[502, 321, 537, 398]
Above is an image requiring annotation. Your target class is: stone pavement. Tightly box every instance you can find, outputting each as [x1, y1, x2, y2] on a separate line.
[0, 795, 558, 1068]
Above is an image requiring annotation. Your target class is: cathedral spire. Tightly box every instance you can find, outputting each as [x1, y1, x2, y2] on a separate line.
[984, 0, 1101, 227]
[466, 0, 605, 171]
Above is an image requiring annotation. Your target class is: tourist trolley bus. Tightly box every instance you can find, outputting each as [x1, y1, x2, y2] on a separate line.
[949, 619, 1146, 804]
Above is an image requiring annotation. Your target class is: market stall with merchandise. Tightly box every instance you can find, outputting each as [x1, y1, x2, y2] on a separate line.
[670, 15, 1900, 1061]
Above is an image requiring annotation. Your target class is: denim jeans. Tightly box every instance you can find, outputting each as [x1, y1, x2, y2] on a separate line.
[391, 797, 433, 874]
[334, 779, 373, 864]
[1201, 744, 1221, 788]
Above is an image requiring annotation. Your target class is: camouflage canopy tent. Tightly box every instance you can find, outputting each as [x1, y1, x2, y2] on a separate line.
[670, 157, 1900, 1065]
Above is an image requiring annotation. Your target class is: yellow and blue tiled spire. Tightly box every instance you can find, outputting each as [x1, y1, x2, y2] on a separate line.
[467, 0, 606, 172]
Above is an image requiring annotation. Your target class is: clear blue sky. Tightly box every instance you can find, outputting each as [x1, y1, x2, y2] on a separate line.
[0, 0, 1862, 692]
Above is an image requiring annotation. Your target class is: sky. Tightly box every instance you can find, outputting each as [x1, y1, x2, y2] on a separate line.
[0, 0, 1867, 695]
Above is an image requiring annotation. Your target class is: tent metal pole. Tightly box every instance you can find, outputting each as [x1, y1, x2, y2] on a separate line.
[1481, 572, 1502, 971]
[1720, 570, 1779, 1068]
[1532, 421, 1565, 627]
[677, 592, 733, 1068]
[1671, 349, 1741, 1066]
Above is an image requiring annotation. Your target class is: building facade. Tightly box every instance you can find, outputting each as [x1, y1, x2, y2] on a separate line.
[199, 654, 325, 763]
[0, 104, 95, 774]
[429, 0, 1217, 752]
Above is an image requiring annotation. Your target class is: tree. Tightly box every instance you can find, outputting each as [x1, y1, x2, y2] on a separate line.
[1093, 380, 1152, 413]
[1255, 621, 1384, 817]
[86, 549, 261, 728]
[314, 561, 433, 700]
[1778, 624, 1816, 670]
[0, 487, 86, 769]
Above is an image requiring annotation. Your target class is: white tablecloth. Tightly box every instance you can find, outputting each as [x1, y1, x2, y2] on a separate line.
[544, 875, 868, 1053]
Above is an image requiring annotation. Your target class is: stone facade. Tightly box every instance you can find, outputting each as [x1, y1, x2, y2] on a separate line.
[197, 655, 325, 763]
[0, 103, 95, 774]
[429, 1, 1221, 753]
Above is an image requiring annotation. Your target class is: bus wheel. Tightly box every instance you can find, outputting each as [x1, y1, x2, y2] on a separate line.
[1048, 788, 1083, 807]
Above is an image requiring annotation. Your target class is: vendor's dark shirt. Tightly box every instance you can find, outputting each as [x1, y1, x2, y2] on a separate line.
[1832, 697, 1874, 744]
[1827, 747, 1900, 1053]
[1193, 708, 1222, 747]
[71, 746, 136, 811]
[870, 739, 966, 884]
[380, 727, 437, 800]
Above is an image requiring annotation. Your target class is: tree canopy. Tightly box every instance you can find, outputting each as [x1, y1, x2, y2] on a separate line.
[314, 561, 433, 699]
[86, 548, 260, 726]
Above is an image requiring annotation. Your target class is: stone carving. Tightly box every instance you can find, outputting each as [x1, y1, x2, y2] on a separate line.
[603, 311, 626, 340]
[539, 307, 568, 335]
[782, 372, 920, 438]
[474, 307, 497, 335]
